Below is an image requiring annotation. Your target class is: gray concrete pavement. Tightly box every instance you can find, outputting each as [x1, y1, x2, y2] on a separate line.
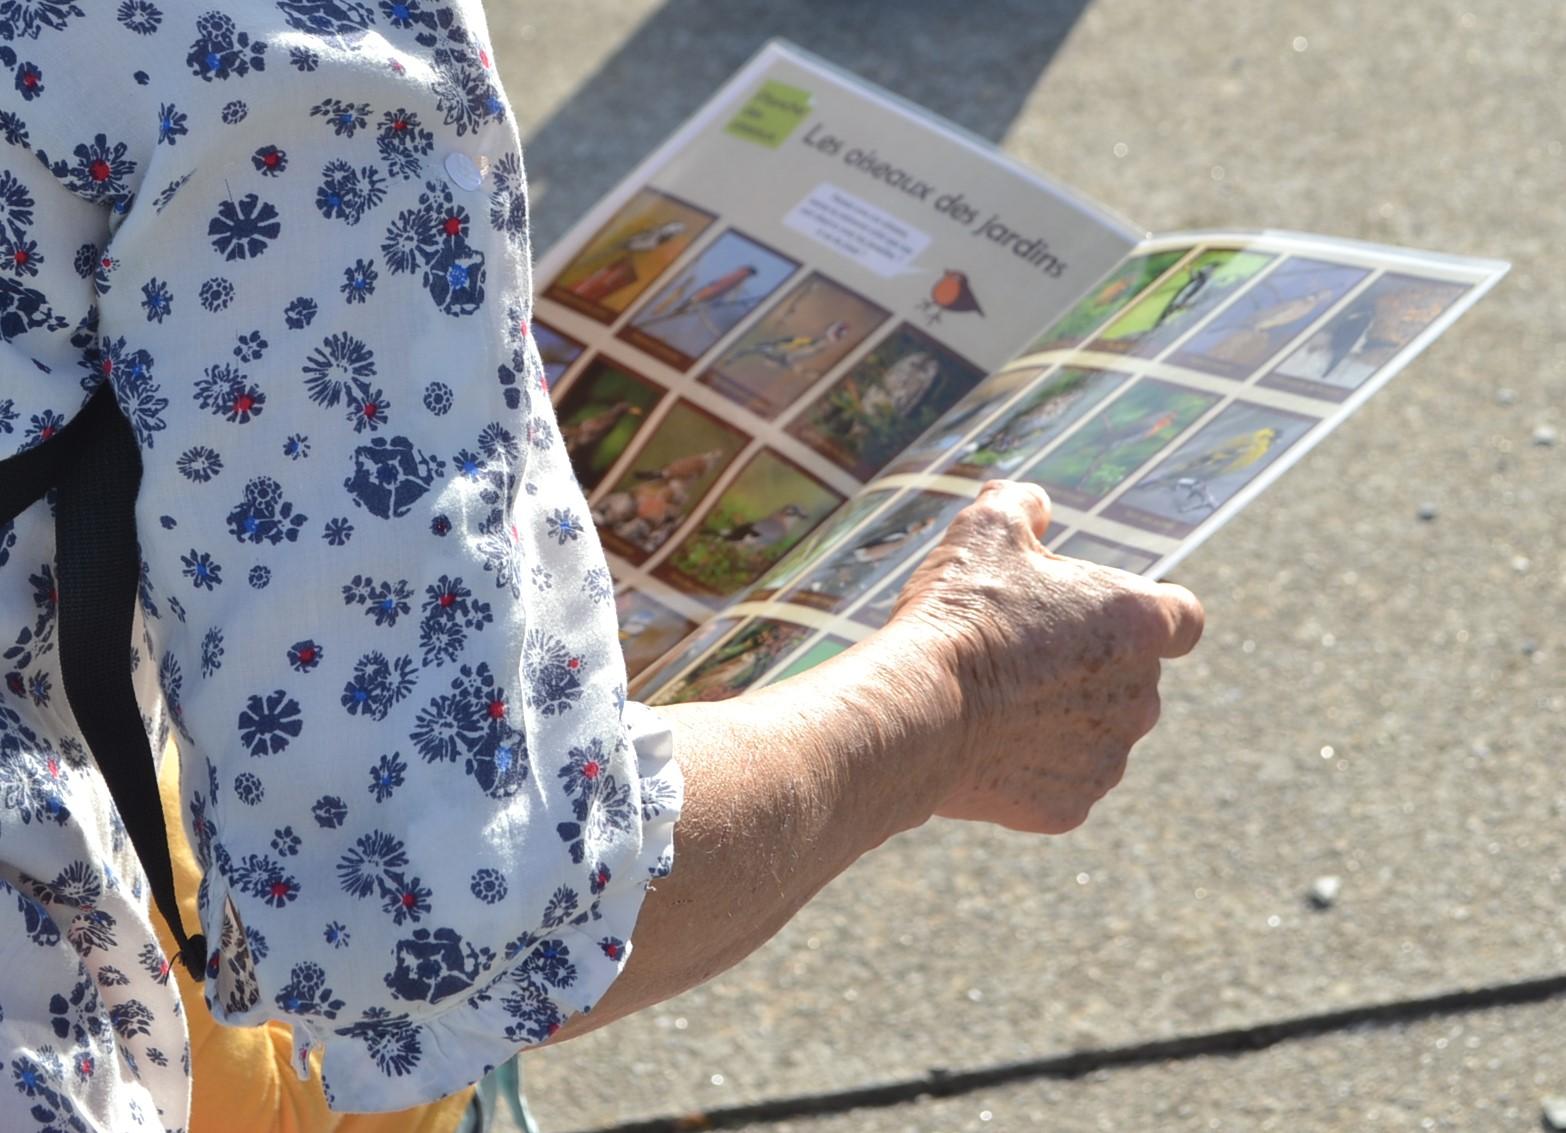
[491, 2, 1566, 1129]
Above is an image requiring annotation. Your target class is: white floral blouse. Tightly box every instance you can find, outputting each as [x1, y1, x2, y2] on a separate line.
[0, 0, 682, 1126]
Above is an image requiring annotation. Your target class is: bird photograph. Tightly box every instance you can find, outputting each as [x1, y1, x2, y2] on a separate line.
[615, 590, 697, 679]
[1027, 248, 1185, 353]
[533, 322, 586, 387]
[790, 491, 965, 608]
[1025, 379, 1219, 505]
[702, 274, 886, 417]
[546, 187, 714, 318]
[918, 268, 985, 326]
[1110, 402, 1314, 530]
[552, 360, 662, 492]
[655, 619, 812, 704]
[1271, 276, 1467, 392]
[748, 490, 898, 596]
[626, 231, 798, 366]
[663, 452, 841, 596]
[1088, 250, 1271, 357]
[946, 367, 1125, 478]
[792, 329, 982, 479]
[595, 403, 744, 558]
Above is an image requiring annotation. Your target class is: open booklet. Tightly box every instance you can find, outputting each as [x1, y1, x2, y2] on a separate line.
[530, 41, 1507, 706]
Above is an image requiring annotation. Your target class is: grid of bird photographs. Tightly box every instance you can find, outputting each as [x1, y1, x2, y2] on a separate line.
[1087, 249, 1275, 358]
[699, 272, 891, 418]
[1022, 249, 1189, 354]
[546, 188, 717, 323]
[657, 449, 845, 598]
[786, 323, 986, 479]
[618, 229, 800, 370]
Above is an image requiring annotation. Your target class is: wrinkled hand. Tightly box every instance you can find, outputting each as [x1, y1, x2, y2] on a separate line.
[888, 480, 1204, 835]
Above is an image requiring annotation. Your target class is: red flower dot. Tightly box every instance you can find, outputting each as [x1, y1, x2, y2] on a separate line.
[582, 760, 599, 780]
[442, 215, 462, 236]
[21, 73, 37, 88]
[605, 944, 620, 958]
[487, 699, 506, 720]
[13, 248, 28, 264]
[101, 357, 114, 374]
[567, 657, 580, 670]
[40, 426, 55, 441]
[233, 393, 255, 414]
[297, 647, 316, 663]
[269, 882, 290, 899]
[100, 257, 112, 269]
[400, 890, 417, 908]
[89, 159, 111, 182]
[438, 593, 455, 607]
[517, 319, 529, 338]
[393, 118, 407, 132]
[263, 151, 280, 167]
[46, 757, 59, 778]
[479, 48, 490, 68]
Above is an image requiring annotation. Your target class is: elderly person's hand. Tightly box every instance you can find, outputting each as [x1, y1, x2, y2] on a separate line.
[545, 479, 1203, 1046]
[891, 479, 1203, 834]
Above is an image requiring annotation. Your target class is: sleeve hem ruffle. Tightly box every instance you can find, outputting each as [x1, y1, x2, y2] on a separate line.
[317, 699, 683, 1113]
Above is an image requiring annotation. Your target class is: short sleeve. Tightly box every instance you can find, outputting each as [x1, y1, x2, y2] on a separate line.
[4, 0, 685, 1112]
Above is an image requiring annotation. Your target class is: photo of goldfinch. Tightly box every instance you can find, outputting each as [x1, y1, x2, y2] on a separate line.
[1086, 249, 1273, 359]
[1023, 248, 1186, 355]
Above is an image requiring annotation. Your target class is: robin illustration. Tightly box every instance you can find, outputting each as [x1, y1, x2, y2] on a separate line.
[1153, 264, 1214, 327]
[714, 504, 810, 550]
[1140, 426, 1281, 512]
[562, 401, 642, 457]
[732, 320, 851, 372]
[919, 270, 984, 326]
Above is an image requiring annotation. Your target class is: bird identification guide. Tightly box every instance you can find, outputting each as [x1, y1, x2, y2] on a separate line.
[530, 40, 1507, 705]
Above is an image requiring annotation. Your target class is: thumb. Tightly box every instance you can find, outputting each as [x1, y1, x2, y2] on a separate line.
[975, 479, 1053, 546]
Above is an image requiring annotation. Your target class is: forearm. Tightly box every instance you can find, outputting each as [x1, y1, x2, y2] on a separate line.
[543, 621, 962, 1044]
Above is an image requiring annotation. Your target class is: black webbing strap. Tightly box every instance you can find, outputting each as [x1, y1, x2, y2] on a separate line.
[0, 384, 207, 980]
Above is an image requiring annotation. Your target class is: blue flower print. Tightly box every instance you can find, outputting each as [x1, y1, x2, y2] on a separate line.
[424, 237, 485, 317]
[335, 1008, 422, 1078]
[581, 566, 613, 604]
[177, 445, 223, 482]
[422, 381, 452, 415]
[116, 1, 162, 35]
[487, 152, 527, 245]
[523, 630, 583, 717]
[323, 517, 353, 545]
[253, 144, 288, 177]
[381, 872, 431, 925]
[276, 0, 376, 37]
[0, 169, 34, 239]
[283, 295, 317, 329]
[283, 432, 309, 458]
[2, 233, 41, 275]
[336, 830, 408, 900]
[201, 627, 224, 676]
[152, 172, 193, 214]
[180, 548, 222, 590]
[53, 133, 137, 201]
[199, 276, 234, 312]
[185, 10, 267, 82]
[376, 108, 434, 180]
[324, 921, 349, 948]
[430, 51, 503, 137]
[208, 193, 281, 261]
[141, 277, 173, 323]
[231, 853, 300, 908]
[544, 509, 581, 546]
[301, 331, 374, 407]
[157, 103, 188, 146]
[287, 639, 322, 672]
[345, 379, 390, 433]
[312, 98, 370, 139]
[340, 650, 417, 721]
[343, 434, 443, 519]
[248, 564, 271, 589]
[379, 204, 440, 275]
[368, 752, 405, 802]
[469, 868, 505, 904]
[233, 773, 263, 805]
[271, 826, 301, 857]
[384, 927, 490, 1004]
[341, 257, 377, 303]
[276, 961, 344, 1019]
[312, 796, 348, 829]
[315, 160, 386, 226]
[289, 45, 318, 71]
[237, 689, 303, 756]
[226, 476, 307, 545]
[221, 99, 248, 125]
[235, 329, 269, 362]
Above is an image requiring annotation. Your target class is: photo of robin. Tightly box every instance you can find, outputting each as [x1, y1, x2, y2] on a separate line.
[1086, 249, 1274, 358]
[1167, 257, 1370, 379]
[1021, 378, 1220, 510]
[590, 400, 747, 561]
[545, 188, 716, 323]
[553, 356, 664, 492]
[648, 618, 814, 704]
[620, 229, 799, 370]
[615, 589, 699, 678]
[787, 323, 985, 480]
[1263, 274, 1470, 400]
[1104, 400, 1318, 537]
[700, 273, 890, 418]
[660, 449, 843, 598]
[1023, 249, 1188, 354]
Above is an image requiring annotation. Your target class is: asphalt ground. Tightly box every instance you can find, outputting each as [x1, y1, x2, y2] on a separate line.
[490, 3, 1565, 1129]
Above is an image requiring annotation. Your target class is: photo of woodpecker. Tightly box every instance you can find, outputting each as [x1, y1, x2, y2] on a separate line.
[1169, 257, 1370, 379]
[1268, 274, 1469, 396]
[944, 367, 1129, 479]
[789, 323, 985, 479]
[1086, 249, 1274, 359]
[615, 589, 699, 679]
[1025, 249, 1188, 354]
[1023, 378, 1220, 509]
[592, 400, 746, 560]
[622, 229, 799, 369]
[552, 357, 664, 493]
[545, 188, 716, 321]
[661, 450, 844, 597]
[1106, 401, 1318, 536]
[649, 618, 814, 704]
[701, 272, 890, 418]
[787, 489, 968, 611]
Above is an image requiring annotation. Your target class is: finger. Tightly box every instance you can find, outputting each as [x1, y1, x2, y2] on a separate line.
[976, 479, 1052, 543]
[1153, 582, 1205, 658]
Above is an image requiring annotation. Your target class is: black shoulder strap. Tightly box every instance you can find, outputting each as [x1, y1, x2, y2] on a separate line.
[0, 385, 207, 981]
